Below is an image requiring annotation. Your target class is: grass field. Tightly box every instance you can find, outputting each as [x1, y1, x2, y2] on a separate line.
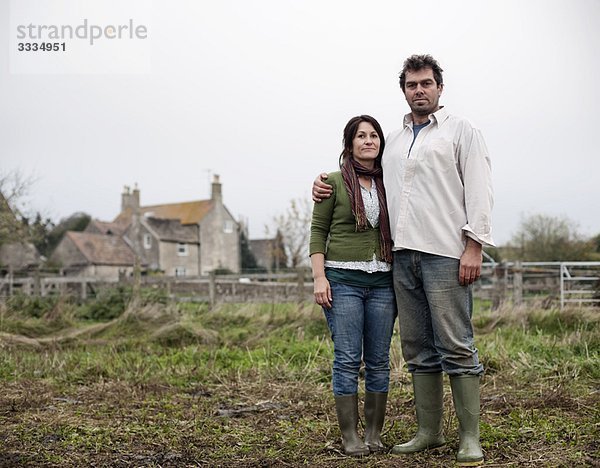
[0, 293, 598, 467]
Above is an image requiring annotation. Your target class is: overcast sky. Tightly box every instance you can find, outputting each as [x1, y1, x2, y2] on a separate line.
[2, 0, 599, 244]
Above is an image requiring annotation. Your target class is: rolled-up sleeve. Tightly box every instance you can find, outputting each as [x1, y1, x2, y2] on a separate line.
[459, 126, 495, 247]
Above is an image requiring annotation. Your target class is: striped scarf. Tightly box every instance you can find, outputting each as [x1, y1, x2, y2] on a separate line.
[341, 157, 393, 263]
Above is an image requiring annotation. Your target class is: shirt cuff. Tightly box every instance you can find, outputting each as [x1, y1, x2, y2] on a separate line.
[462, 225, 496, 247]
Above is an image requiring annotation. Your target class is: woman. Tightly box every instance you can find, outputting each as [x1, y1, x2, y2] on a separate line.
[309, 115, 396, 456]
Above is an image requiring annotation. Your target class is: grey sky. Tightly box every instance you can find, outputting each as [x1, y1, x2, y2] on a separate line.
[2, 0, 599, 244]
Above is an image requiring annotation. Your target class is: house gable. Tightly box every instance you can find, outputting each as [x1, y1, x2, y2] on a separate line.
[0, 242, 41, 271]
[50, 234, 90, 268]
[64, 232, 136, 266]
[142, 217, 199, 243]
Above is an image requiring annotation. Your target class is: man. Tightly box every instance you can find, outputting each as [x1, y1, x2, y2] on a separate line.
[313, 54, 494, 466]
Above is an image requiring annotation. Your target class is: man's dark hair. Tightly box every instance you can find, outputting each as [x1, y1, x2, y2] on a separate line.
[399, 54, 444, 92]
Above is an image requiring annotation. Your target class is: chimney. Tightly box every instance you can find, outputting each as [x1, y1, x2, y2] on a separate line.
[121, 183, 140, 212]
[211, 174, 222, 202]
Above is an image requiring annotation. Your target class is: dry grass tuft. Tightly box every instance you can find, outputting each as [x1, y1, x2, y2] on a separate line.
[0, 331, 42, 349]
[151, 322, 218, 346]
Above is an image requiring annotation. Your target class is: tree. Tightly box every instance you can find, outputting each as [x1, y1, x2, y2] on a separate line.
[589, 233, 600, 261]
[239, 228, 263, 272]
[0, 170, 35, 246]
[268, 230, 288, 271]
[0, 171, 47, 272]
[509, 214, 593, 261]
[1, 171, 92, 258]
[22, 212, 55, 257]
[269, 197, 312, 268]
[593, 233, 600, 253]
[45, 212, 91, 255]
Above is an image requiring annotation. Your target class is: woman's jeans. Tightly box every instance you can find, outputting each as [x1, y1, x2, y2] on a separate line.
[392, 250, 484, 376]
[323, 280, 397, 396]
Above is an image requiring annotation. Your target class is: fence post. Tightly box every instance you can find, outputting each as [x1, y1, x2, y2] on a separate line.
[560, 263, 565, 310]
[491, 261, 507, 310]
[133, 257, 141, 301]
[33, 269, 41, 297]
[209, 271, 216, 308]
[81, 279, 87, 300]
[8, 266, 13, 297]
[296, 268, 305, 302]
[513, 261, 523, 305]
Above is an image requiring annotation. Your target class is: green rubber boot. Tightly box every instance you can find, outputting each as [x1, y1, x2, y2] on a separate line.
[450, 375, 484, 466]
[363, 391, 388, 452]
[334, 394, 370, 457]
[392, 373, 446, 454]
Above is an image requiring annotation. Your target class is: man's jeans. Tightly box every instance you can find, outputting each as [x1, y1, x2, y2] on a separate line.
[323, 280, 397, 395]
[392, 250, 484, 376]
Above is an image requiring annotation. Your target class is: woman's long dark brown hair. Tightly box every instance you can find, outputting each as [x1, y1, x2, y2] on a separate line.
[339, 115, 392, 263]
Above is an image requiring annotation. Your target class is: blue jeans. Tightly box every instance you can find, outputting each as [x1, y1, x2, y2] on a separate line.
[323, 280, 397, 396]
[392, 250, 484, 376]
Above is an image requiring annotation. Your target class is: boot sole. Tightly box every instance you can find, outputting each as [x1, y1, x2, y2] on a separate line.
[344, 449, 370, 457]
[391, 441, 446, 454]
[456, 458, 484, 466]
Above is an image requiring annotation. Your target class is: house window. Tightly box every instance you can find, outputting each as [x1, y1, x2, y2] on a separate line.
[177, 243, 189, 256]
[174, 266, 186, 277]
[143, 233, 151, 249]
[223, 220, 234, 233]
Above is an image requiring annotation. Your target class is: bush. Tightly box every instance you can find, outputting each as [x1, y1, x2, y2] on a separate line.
[79, 286, 131, 320]
[78, 285, 170, 321]
[140, 286, 170, 305]
[5, 294, 60, 318]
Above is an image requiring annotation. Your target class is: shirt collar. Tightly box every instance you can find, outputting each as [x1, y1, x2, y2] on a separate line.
[403, 106, 449, 128]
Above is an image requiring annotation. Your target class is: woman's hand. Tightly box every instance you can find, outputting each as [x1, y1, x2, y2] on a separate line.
[313, 276, 332, 309]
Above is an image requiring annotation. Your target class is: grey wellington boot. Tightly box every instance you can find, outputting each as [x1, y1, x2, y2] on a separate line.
[363, 391, 388, 452]
[392, 373, 446, 454]
[334, 394, 370, 457]
[450, 375, 484, 466]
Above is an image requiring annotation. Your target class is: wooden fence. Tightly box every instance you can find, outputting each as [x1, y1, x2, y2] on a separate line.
[476, 261, 600, 309]
[1, 262, 599, 310]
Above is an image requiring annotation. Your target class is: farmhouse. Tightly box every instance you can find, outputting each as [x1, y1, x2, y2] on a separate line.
[49, 231, 137, 279]
[123, 216, 200, 276]
[48, 176, 241, 278]
[112, 175, 240, 276]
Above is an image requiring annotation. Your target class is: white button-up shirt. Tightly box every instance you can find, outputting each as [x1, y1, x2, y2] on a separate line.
[383, 107, 495, 260]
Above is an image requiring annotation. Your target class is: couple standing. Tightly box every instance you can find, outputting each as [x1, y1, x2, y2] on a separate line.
[309, 54, 494, 466]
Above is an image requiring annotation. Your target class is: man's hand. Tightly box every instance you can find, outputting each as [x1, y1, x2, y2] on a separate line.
[312, 173, 333, 202]
[459, 238, 483, 286]
[313, 276, 332, 309]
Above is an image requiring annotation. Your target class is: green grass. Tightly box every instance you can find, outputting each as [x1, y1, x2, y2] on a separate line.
[0, 297, 598, 467]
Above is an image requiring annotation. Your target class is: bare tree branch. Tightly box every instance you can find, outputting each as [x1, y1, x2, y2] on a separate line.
[0, 170, 36, 245]
[268, 197, 312, 268]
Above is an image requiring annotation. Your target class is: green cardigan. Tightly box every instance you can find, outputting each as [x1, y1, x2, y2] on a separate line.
[309, 171, 385, 262]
